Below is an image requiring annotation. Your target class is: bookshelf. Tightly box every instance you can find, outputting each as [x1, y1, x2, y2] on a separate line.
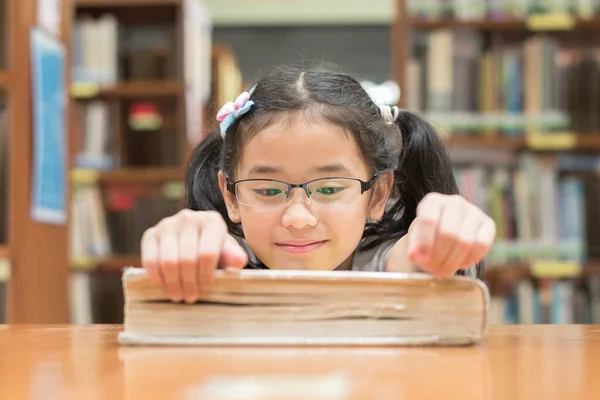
[71, 81, 184, 99]
[67, 0, 210, 323]
[394, 0, 600, 324]
[443, 134, 600, 151]
[77, 0, 181, 6]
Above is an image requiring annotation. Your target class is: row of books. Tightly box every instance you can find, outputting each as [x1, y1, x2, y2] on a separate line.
[490, 276, 600, 324]
[409, 31, 600, 133]
[408, 0, 600, 21]
[72, 14, 178, 85]
[72, 101, 180, 170]
[455, 153, 600, 266]
[70, 183, 182, 264]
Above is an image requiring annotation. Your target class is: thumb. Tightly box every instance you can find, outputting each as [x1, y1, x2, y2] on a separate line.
[219, 234, 248, 269]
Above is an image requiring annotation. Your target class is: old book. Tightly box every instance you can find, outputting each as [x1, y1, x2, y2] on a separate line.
[118, 267, 490, 346]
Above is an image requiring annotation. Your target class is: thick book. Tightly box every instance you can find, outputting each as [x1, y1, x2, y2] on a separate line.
[118, 267, 490, 346]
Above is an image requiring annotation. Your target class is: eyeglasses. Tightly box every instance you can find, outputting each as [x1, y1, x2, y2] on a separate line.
[226, 174, 379, 207]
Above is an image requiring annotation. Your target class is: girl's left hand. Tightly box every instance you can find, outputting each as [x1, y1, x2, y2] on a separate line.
[406, 193, 496, 278]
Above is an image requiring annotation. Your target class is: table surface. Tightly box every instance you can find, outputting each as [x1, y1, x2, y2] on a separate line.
[0, 325, 599, 400]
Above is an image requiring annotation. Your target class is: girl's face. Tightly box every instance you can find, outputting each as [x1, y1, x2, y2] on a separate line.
[219, 114, 392, 270]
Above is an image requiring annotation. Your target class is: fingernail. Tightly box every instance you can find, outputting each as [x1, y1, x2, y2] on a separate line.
[170, 293, 182, 303]
[185, 296, 197, 304]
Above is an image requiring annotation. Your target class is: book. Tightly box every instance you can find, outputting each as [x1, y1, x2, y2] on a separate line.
[118, 267, 490, 346]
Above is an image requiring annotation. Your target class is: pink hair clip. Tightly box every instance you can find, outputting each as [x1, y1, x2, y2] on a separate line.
[216, 87, 256, 138]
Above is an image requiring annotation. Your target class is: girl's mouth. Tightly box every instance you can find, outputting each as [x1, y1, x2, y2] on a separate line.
[275, 240, 328, 254]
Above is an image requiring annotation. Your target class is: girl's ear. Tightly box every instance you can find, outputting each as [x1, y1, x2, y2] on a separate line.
[368, 172, 394, 221]
[218, 170, 241, 223]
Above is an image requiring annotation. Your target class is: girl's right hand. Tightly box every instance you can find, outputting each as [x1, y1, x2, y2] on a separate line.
[141, 209, 248, 303]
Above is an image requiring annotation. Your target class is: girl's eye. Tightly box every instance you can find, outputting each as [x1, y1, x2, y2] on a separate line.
[316, 187, 344, 195]
[254, 188, 283, 197]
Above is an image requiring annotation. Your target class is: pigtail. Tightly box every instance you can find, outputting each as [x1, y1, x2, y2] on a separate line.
[184, 130, 244, 237]
[365, 110, 483, 278]
[393, 110, 459, 229]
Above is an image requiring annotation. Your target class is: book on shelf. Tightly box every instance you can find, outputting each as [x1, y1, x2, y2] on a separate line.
[73, 13, 178, 85]
[409, 29, 600, 135]
[118, 267, 490, 346]
[454, 153, 600, 266]
[70, 182, 182, 265]
[72, 98, 181, 170]
[489, 275, 600, 324]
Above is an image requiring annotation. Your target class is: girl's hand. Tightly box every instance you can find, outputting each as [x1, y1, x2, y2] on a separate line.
[141, 210, 248, 303]
[406, 193, 496, 278]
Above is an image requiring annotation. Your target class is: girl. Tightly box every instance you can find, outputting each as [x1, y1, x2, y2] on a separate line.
[141, 65, 496, 304]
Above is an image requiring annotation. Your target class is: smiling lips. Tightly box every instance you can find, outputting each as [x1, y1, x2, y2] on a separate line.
[275, 240, 328, 254]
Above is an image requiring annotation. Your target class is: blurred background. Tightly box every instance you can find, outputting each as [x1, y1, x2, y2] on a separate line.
[1, 0, 600, 326]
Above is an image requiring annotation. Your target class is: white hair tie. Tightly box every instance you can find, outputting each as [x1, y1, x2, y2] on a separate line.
[379, 104, 400, 125]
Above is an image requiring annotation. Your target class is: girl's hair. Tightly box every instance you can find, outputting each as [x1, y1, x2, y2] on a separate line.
[185, 64, 483, 278]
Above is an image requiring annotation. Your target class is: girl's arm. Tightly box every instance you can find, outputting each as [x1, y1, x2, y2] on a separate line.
[386, 193, 496, 278]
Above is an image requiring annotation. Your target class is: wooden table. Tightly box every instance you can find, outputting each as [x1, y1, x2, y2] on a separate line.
[0, 325, 599, 399]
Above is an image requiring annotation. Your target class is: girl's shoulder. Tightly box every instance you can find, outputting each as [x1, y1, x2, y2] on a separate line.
[350, 237, 398, 272]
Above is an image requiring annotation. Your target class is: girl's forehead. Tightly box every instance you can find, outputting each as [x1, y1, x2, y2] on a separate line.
[238, 117, 369, 179]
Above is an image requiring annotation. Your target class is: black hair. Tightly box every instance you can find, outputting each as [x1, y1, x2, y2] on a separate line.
[185, 64, 483, 278]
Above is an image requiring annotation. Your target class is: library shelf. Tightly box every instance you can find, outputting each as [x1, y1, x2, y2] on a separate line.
[97, 255, 142, 271]
[443, 135, 526, 150]
[443, 133, 600, 151]
[485, 261, 600, 282]
[71, 167, 184, 185]
[71, 81, 184, 99]
[76, 0, 180, 7]
[410, 17, 600, 31]
[71, 255, 142, 271]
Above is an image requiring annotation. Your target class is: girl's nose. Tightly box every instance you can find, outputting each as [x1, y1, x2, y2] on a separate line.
[281, 190, 317, 229]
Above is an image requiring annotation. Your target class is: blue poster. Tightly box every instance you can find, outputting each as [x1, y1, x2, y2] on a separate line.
[30, 28, 67, 224]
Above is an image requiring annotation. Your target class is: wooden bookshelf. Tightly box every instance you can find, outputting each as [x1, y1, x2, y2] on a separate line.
[485, 261, 600, 296]
[71, 81, 184, 99]
[443, 135, 526, 150]
[98, 255, 141, 271]
[394, 0, 600, 301]
[443, 133, 600, 151]
[71, 167, 183, 185]
[72, 255, 141, 271]
[410, 17, 600, 31]
[76, 0, 180, 6]
[67, 0, 210, 323]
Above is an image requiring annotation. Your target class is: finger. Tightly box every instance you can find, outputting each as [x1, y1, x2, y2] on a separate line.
[158, 220, 183, 302]
[436, 208, 482, 278]
[141, 228, 162, 286]
[197, 213, 228, 292]
[461, 217, 496, 269]
[423, 197, 467, 277]
[408, 194, 444, 265]
[219, 234, 249, 269]
[178, 225, 200, 304]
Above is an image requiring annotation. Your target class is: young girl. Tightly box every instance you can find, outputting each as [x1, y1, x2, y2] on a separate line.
[141, 65, 496, 304]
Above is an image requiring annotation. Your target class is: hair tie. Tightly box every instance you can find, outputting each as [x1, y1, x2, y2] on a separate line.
[379, 104, 400, 125]
[216, 86, 257, 138]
